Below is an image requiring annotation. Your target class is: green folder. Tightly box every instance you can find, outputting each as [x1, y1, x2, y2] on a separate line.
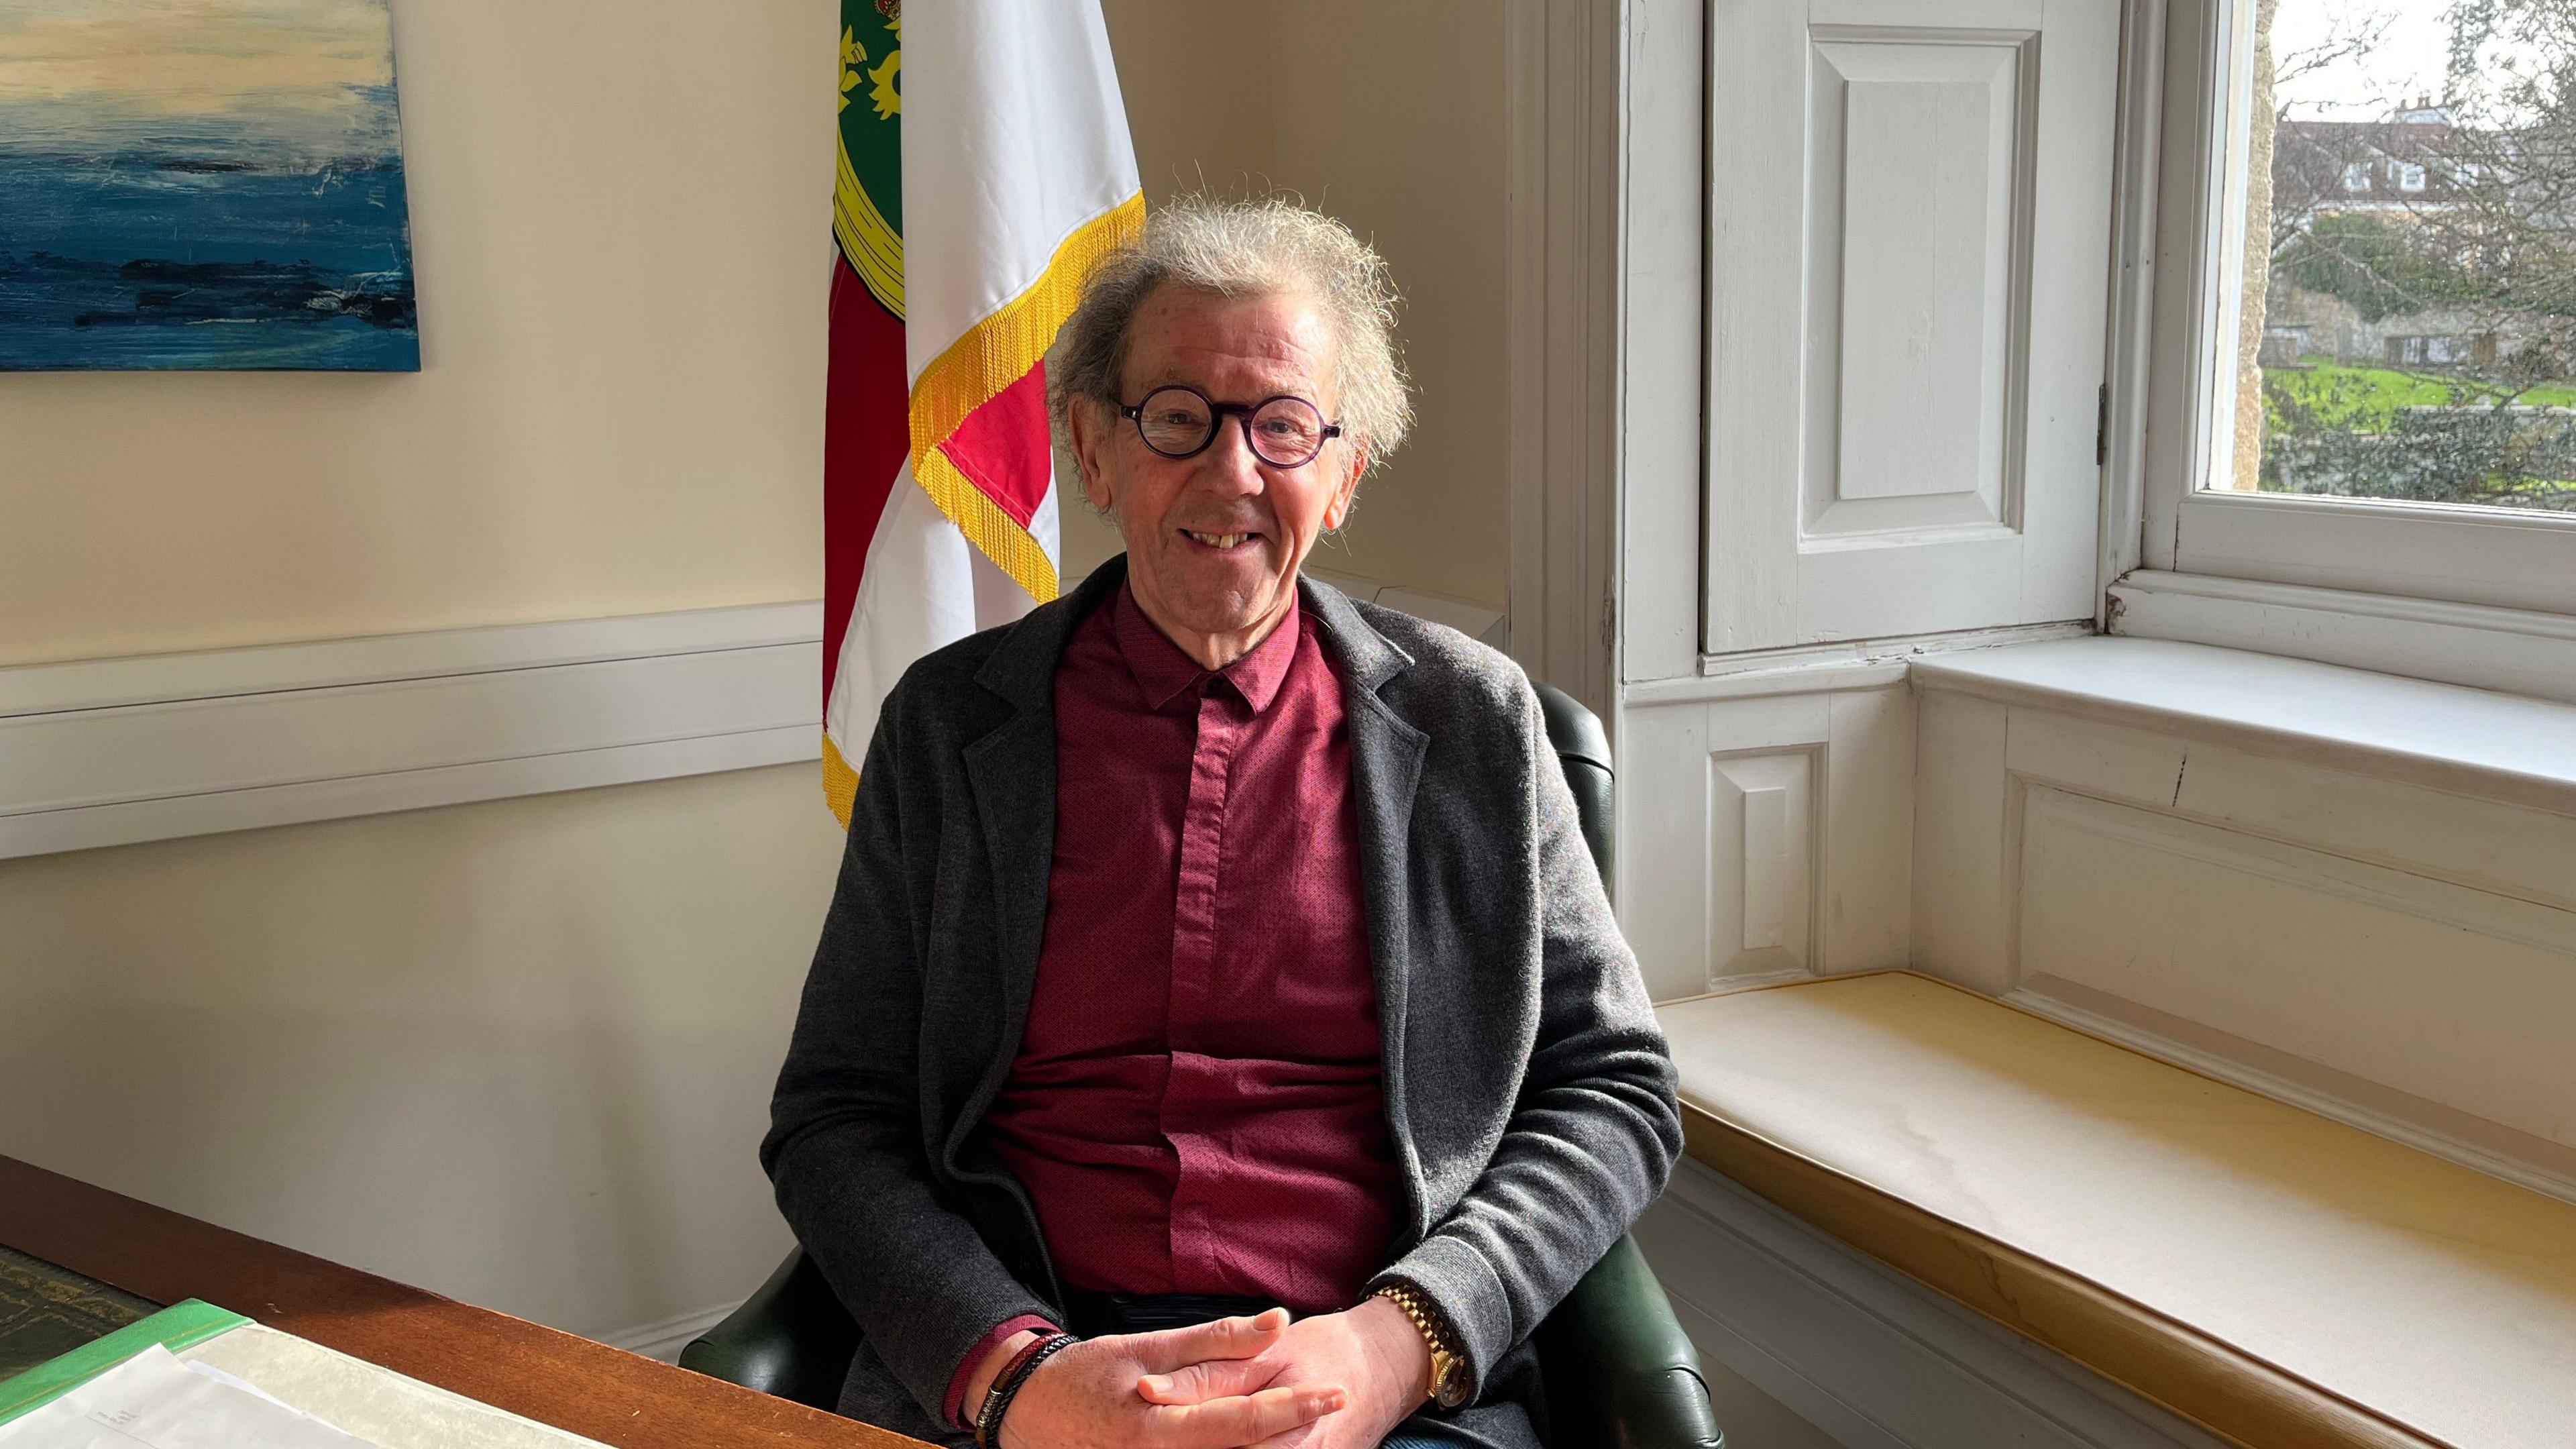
[0, 1299, 251, 1427]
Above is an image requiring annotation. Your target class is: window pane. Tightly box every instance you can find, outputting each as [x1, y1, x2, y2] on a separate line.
[2212, 0, 2576, 513]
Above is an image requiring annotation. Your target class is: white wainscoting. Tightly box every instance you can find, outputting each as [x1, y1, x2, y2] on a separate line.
[1638, 1161, 2233, 1449]
[1613, 624, 2097, 1004]
[0, 604, 824, 860]
[3, 580, 1501, 863]
[1617, 662, 1918, 1002]
[1911, 635, 2576, 1205]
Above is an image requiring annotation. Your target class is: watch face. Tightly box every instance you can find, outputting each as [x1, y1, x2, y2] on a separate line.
[1434, 1357, 1470, 1407]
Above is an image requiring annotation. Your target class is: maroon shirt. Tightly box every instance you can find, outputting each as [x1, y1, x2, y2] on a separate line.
[947, 582, 1403, 1424]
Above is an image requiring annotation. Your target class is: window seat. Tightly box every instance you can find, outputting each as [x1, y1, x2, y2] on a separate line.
[1657, 971, 2576, 1449]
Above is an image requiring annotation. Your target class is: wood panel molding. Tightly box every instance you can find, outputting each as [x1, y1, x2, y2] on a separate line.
[1505, 0, 1623, 711]
[1619, 680, 1914, 999]
[2012, 784, 2576, 1162]
[0, 603, 824, 860]
[1701, 0, 2113, 653]
[0, 572, 1509, 863]
[1909, 635, 2576, 1201]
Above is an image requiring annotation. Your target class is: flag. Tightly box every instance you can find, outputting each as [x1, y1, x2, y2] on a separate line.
[822, 0, 1144, 823]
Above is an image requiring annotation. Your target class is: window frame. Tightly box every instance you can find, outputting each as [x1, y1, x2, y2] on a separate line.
[2127, 0, 2576, 621]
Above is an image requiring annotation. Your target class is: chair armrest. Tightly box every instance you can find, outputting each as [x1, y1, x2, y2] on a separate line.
[1534, 1234, 1723, 1449]
[676, 1250, 860, 1412]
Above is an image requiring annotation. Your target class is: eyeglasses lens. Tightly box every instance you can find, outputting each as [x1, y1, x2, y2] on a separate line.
[1248, 398, 1326, 466]
[1136, 388, 1215, 456]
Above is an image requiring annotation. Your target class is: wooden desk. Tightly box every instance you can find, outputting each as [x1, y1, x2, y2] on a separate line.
[0, 1153, 924, 1448]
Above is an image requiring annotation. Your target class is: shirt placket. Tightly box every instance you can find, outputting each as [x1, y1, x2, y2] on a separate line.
[1163, 677, 1244, 1288]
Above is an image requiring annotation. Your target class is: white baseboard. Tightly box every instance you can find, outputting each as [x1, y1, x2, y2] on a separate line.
[0, 602, 824, 859]
[1639, 1161, 2234, 1449]
[600, 1299, 745, 1364]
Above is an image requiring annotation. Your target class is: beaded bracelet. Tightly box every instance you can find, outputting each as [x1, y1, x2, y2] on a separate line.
[974, 1330, 1077, 1449]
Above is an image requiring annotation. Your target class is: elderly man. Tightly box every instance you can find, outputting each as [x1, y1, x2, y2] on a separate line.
[762, 197, 1680, 1449]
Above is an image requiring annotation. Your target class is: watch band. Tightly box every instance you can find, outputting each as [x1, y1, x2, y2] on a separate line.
[1372, 1281, 1470, 1409]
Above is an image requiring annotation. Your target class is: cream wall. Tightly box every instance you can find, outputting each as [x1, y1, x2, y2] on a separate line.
[0, 0, 835, 669]
[0, 0, 1510, 1346]
[0, 766, 843, 1340]
[1265, 1, 1508, 608]
[0, 0, 1510, 666]
[1071, 1, 1509, 613]
[1061, 0, 1275, 581]
[0, 0, 847, 1342]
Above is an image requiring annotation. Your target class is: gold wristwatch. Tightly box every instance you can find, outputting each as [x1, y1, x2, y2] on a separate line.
[1373, 1281, 1470, 1409]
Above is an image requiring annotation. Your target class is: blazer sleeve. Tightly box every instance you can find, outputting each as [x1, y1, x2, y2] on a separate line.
[1368, 678, 1684, 1403]
[759, 695, 1055, 1424]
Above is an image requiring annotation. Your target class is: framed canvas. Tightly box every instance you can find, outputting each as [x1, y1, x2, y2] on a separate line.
[0, 0, 419, 372]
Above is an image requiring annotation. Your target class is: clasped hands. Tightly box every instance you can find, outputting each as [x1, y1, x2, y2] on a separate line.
[973, 1298, 1435, 1449]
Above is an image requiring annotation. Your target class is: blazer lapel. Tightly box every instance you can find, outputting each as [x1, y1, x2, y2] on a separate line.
[1301, 578, 1434, 1236]
[958, 710, 1055, 1137]
[943, 561, 1128, 1172]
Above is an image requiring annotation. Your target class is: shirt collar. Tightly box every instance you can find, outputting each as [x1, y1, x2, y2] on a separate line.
[1113, 580, 1302, 713]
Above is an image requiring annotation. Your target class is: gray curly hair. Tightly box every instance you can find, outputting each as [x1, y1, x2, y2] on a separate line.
[1048, 196, 1412, 476]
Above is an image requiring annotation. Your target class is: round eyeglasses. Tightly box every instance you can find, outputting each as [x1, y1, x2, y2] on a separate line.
[1117, 385, 1343, 469]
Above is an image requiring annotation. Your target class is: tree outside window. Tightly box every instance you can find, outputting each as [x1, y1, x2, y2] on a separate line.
[2223, 0, 2576, 512]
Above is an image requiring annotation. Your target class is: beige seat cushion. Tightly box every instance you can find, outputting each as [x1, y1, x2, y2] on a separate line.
[1659, 972, 2576, 1449]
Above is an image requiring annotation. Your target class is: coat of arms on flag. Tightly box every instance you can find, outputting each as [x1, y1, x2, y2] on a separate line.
[820, 0, 1144, 824]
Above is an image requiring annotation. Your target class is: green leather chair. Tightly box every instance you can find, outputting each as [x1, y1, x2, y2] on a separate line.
[682, 680, 1721, 1449]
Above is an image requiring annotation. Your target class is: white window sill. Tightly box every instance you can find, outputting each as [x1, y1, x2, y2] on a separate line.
[2110, 568, 2576, 710]
[1910, 633, 2576, 819]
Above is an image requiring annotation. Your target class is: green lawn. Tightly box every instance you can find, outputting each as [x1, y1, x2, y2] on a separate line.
[2255, 358, 2576, 506]
[2267, 360, 2576, 431]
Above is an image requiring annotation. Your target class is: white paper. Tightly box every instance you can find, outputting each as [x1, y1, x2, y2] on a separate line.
[180, 1325, 608, 1449]
[0, 1345, 377, 1448]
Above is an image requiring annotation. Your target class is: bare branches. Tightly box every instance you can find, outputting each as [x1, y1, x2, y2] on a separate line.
[2248, 0, 2576, 507]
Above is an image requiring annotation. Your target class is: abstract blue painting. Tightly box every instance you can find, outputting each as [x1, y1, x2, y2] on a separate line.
[0, 0, 418, 371]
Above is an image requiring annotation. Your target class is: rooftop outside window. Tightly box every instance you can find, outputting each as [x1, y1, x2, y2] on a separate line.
[2208, 0, 2576, 515]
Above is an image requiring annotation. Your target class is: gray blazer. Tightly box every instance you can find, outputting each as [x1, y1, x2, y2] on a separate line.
[762, 559, 1681, 1448]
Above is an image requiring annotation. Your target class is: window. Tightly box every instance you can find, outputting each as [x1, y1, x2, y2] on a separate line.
[2141, 0, 2576, 615]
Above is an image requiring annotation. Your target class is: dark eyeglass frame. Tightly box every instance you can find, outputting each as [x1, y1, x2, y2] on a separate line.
[1116, 384, 1344, 469]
